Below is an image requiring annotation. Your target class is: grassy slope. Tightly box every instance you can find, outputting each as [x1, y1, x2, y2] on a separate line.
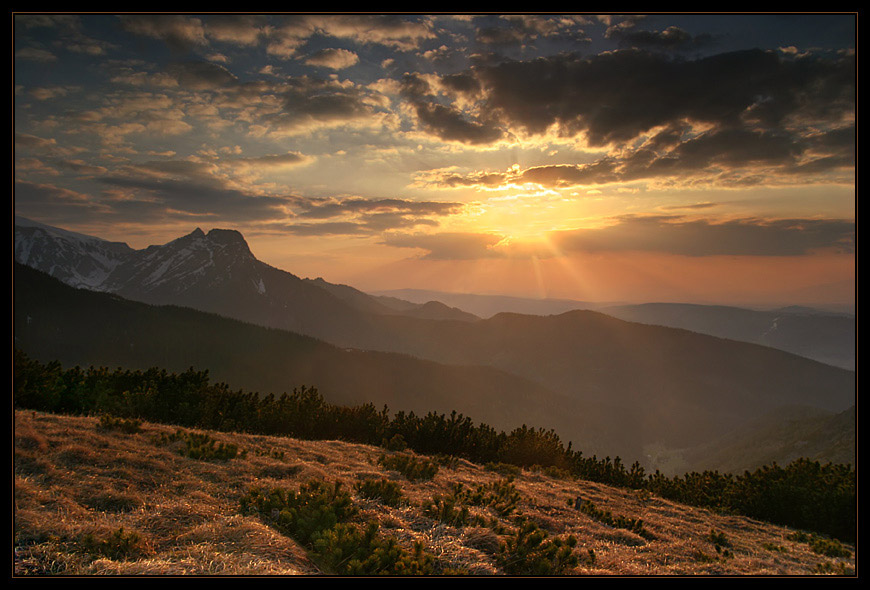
[14, 411, 856, 576]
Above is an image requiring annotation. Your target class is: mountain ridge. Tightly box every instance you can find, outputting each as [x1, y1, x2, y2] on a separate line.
[14, 219, 856, 473]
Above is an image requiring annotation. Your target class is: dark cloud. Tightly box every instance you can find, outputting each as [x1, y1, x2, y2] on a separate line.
[14, 180, 108, 224]
[297, 197, 463, 220]
[401, 73, 503, 144]
[473, 49, 855, 146]
[203, 15, 265, 46]
[549, 216, 855, 257]
[609, 25, 714, 51]
[261, 76, 380, 132]
[429, 122, 854, 189]
[381, 231, 504, 260]
[167, 61, 238, 90]
[118, 15, 207, 52]
[97, 175, 292, 222]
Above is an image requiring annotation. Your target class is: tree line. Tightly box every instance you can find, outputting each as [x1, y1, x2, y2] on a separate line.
[13, 350, 855, 542]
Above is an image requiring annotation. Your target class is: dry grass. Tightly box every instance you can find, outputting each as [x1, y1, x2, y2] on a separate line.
[13, 410, 856, 577]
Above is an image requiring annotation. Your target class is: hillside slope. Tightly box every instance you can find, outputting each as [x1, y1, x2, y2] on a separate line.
[13, 410, 856, 576]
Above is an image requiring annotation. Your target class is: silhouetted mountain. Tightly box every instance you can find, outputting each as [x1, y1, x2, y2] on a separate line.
[14, 221, 856, 471]
[14, 218, 471, 335]
[372, 288, 607, 317]
[599, 302, 856, 370]
[373, 288, 855, 370]
[13, 263, 630, 459]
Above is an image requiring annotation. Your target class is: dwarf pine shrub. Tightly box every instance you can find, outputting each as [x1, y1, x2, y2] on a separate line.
[240, 480, 357, 546]
[153, 429, 245, 461]
[462, 478, 522, 517]
[422, 487, 475, 528]
[311, 522, 435, 575]
[78, 527, 150, 560]
[496, 520, 579, 575]
[378, 453, 439, 482]
[575, 499, 655, 540]
[97, 413, 142, 434]
[241, 480, 443, 575]
[355, 479, 406, 507]
[809, 537, 851, 558]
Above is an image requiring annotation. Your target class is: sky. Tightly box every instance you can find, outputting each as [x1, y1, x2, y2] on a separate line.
[13, 13, 856, 308]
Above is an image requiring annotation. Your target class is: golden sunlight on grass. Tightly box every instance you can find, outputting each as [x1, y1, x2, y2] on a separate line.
[14, 411, 855, 576]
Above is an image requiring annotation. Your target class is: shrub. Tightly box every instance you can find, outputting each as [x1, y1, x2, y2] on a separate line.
[809, 537, 851, 559]
[378, 453, 438, 482]
[153, 429, 245, 461]
[575, 499, 654, 540]
[462, 478, 522, 517]
[496, 520, 578, 575]
[241, 480, 443, 575]
[240, 480, 357, 546]
[484, 462, 521, 477]
[311, 522, 435, 575]
[355, 479, 406, 507]
[97, 414, 142, 434]
[77, 527, 150, 560]
[422, 487, 475, 527]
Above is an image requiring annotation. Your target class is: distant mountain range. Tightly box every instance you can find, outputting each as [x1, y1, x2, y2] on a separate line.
[374, 289, 856, 370]
[14, 218, 857, 473]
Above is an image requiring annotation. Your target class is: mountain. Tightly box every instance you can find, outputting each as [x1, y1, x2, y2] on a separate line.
[13, 262, 627, 459]
[599, 302, 856, 370]
[14, 216, 134, 290]
[373, 288, 855, 370]
[14, 220, 856, 471]
[372, 288, 608, 318]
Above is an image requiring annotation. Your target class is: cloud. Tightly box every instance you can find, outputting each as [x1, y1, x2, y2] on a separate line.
[14, 180, 108, 223]
[97, 173, 292, 222]
[118, 15, 208, 51]
[262, 76, 386, 135]
[279, 196, 464, 236]
[229, 152, 313, 169]
[166, 61, 238, 89]
[400, 73, 503, 144]
[415, 122, 855, 190]
[608, 25, 713, 51]
[381, 231, 505, 259]
[309, 14, 435, 51]
[203, 15, 265, 46]
[473, 49, 855, 147]
[15, 47, 57, 62]
[549, 215, 855, 256]
[305, 48, 360, 70]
